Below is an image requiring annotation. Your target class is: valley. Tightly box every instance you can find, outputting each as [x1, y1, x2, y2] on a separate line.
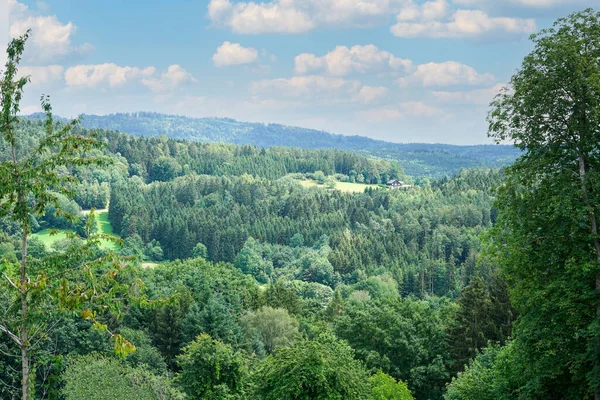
[1, 6, 599, 400]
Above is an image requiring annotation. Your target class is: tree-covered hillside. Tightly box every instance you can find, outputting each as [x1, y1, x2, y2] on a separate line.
[26, 112, 520, 178]
[3, 9, 600, 400]
[3, 117, 509, 400]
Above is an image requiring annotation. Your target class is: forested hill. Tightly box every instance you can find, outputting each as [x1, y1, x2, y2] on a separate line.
[2, 117, 510, 400]
[26, 112, 520, 178]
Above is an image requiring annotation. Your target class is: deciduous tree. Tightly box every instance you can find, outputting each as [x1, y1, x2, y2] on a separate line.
[177, 333, 247, 400]
[370, 370, 414, 400]
[0, 33, 138, 399]
[253, 333, 371, 400]
[487, 9, 600, 398]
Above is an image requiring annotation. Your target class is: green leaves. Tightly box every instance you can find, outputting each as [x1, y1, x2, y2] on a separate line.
[113, 334, 136, 358]
[176, 333, 247, 399]
[1, 31, 30, 145]
[253, 333, 371, 400]
[334, 297, 451, 398]
[62, 354, 183, 400]
[370, 371, 414, 400]
[484, 8, 600, 398]
[0, 33, 145, 399]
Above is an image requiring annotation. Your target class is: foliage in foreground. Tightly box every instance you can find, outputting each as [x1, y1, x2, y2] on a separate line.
[450, 8, 600, 399]
[177, 333, 246, 399]
[0, 31, 140, 400]
[370, 370, 415, 400]
[62, 354, 183, 400]
[253, 333, 372, 400]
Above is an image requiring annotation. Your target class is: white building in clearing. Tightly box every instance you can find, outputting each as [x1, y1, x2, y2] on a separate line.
[386, 179, 413, 190]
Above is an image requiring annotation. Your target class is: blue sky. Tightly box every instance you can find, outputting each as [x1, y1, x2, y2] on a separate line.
[1, 0, 597, 144]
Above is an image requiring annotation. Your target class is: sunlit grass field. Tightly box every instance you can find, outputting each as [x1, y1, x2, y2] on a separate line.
[32, 229, 74, 248]
[33, 210, 120, 251]
[95, 211, 120, 251]
[299, 179, 381, 193]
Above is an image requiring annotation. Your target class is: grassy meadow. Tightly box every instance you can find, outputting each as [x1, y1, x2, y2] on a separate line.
[33, 210, 120, 251]
[298, 179, 381, 193]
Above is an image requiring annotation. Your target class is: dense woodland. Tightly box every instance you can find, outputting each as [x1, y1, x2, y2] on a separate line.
[108, 169, 501, 293]
[30, 112, 521, 178]
[2, 8, 600, 400]
[1, 117, 509, 400]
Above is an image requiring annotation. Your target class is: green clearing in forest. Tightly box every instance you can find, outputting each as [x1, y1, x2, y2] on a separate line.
[95, 211, 120, 251]
[33, 229, 74, 248]
[299, 179, 381, 193]
[33, 210, 120, 251]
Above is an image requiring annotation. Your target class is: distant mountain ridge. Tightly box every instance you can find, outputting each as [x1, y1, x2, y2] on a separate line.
[26, 112, 520, 177]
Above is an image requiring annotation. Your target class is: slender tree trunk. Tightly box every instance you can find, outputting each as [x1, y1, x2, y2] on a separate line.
[9, 126, 31, 399]
[578, 154, 600, 400]
[20, 238, 29, 399]
[20, 231, 29, 400]
[10, 121, 31, 399]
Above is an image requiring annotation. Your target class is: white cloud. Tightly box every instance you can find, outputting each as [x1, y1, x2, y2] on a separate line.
[359, 107, 404, 121]
[19, 104, 44, 115]
[213, 41, 259, 67]
[8, 0, 28, 17]
[9, 0, 94, 63]
[141, 65, 196, 92]
[0, 2, 8, 66]
[252, 75, 361, 98]
[397, 61, 494, 87]
[355, 86, 389, 103]
[250, 75, 389, 110]
[295, 45, 413, 76]
[399, 101, 442, 117]
[433, 83, 505, 104]
[18, 65, 64, 86]
[359, 101, 443, 121]
[397, 0, 449, 21]
[294, 54, 321, 74]
[208, 0, 402, 34]
[208, 0, 314, 34]
[251, 75, 388, 105]
[453, 0, 588, 8]
[510, 0, 585, 5]
[392, 0, 536, 39]
[64, 63, 156, 88]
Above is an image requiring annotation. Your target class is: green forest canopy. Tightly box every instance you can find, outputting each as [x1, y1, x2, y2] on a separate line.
[25, 112, 521, 178]
[2, 8, 600, 400]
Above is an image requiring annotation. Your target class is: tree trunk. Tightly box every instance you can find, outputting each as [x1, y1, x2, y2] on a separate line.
[20, 232, 29, 400]
[21, 341, 28, 400]
[9, 120, 31, 399]
[578, 154, 600, 400]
